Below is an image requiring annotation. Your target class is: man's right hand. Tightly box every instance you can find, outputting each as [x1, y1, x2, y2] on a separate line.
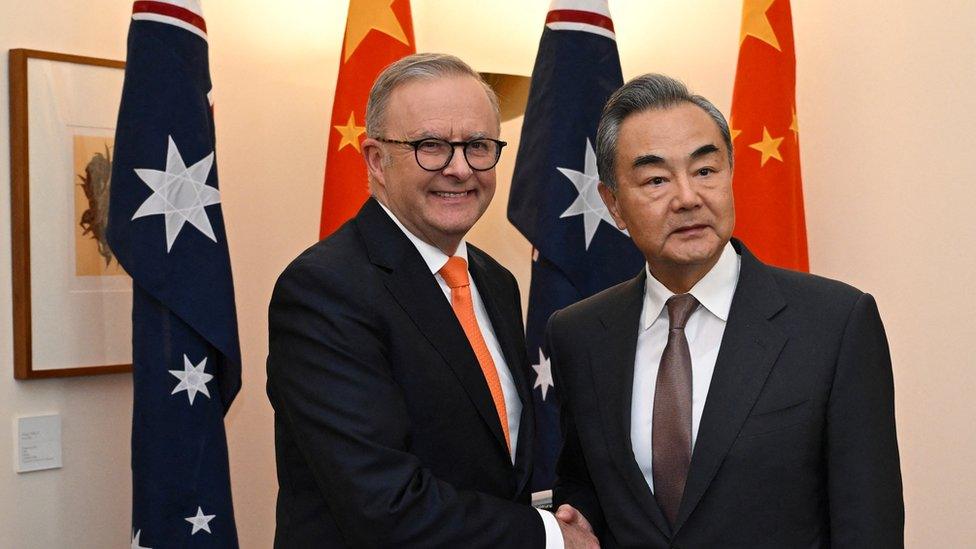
[556, 504, 599, 549]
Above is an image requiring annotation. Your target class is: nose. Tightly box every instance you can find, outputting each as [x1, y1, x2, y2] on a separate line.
[440, 144, 473, 180]
[672, 174, 703, 211]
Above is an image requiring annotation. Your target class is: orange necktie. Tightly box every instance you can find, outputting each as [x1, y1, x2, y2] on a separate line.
[439, 256, 511, 451]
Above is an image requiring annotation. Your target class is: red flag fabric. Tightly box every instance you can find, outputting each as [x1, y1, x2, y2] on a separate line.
[730, 0, 809, 271]
[319, 0, 415, 239]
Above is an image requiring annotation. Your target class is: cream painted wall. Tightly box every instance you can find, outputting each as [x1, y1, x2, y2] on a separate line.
[0, 3, 137, 549]
[1, 1, 973, 547]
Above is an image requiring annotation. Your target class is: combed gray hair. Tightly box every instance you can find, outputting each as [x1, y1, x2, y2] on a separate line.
[365, 52, 501, 137]
[596, 73, 733, 191]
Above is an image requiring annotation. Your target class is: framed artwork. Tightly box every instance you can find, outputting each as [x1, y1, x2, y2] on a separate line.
[9, 49, 132, 378]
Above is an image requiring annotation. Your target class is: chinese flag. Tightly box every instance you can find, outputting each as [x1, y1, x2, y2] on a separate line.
[319, 0, 415, 239]
[730, 0, 809, 271]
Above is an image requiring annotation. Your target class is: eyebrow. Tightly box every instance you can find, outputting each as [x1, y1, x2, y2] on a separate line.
[407, 130, 491, 141]
[407, 130, 442, 139]
[690, 144, 721, 159]
[632, 154, 664, 168]
[631, 143, 721, 169]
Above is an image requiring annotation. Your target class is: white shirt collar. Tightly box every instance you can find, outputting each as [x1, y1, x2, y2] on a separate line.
[641, 241, 740, 330]
[377, 201, 468, 274]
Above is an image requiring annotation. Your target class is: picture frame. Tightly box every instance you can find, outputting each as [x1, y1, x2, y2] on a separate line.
[9, 49, 133, 379]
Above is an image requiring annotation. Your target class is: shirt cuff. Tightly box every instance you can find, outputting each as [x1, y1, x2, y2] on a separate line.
[537, 508, 565, 549]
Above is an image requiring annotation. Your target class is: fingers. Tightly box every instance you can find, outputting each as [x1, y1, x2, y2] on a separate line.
[555, 504, 579, 523]
[556, 516, 601, 549]
[555, 504, 594, 534]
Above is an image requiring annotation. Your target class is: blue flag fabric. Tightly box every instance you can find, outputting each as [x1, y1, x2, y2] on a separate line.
[107, 2, 240, 546]
[508, 3, 645, 491]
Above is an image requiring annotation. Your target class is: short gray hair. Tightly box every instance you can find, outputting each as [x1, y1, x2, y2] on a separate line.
[596, 73, 733, 191]
[365, 52, 500, 137]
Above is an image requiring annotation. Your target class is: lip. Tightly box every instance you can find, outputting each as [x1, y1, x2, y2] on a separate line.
[430, 190, 476, 200]
[671, 224, 708, 236]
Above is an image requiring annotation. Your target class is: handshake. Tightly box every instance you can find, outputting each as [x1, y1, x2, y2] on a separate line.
[555, 504, 600, 549]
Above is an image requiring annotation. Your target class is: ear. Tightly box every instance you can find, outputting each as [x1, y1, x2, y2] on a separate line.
[361, 138, 386, 188]
[598, 182, 627, 231]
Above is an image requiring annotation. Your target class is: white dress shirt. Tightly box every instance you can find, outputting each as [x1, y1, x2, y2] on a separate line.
[630, 242, 741, 493]
[378, 204, 565, 549]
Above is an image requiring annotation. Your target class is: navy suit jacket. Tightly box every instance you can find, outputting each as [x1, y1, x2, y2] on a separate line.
[267, 198, 543, 547]
[550, 239, 903, 548]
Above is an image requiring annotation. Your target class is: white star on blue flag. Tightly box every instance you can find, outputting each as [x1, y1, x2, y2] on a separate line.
[558, 138, 625, 249]
[132, 136, 220, 252]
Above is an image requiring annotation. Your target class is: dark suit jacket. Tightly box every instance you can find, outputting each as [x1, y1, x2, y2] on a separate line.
[550, 239, 903, 548]
[267, 198, 543, 548]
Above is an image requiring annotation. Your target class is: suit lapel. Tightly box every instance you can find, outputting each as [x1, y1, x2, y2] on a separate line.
[469, 249, 532, 408]
[468, 248, 534, 494]
[356, 199, 510, 456]
[590, 271, 673, 538]
[672, 241, 788, 533]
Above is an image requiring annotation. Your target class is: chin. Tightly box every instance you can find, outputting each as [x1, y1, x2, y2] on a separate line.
[670, 246, 721, 266]
[437, 211, 485, 232]
[431, 219, 477, 240]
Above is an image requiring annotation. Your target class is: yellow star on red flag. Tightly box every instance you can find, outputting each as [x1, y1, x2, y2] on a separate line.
[748, 127, 784, 166]
[320, 0, 414, 240]
[344, 0, 410, 62]
[740, 0, 781, 51]
[730, 0, 808, 271]
[334, 112, 366, 152]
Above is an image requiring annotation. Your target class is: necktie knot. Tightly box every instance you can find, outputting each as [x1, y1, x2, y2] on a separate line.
[439, 256, 470, 289]
[666, 293, 699, 330]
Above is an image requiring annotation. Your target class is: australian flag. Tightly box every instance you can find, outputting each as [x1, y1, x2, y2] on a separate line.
[508, 0, 644, 491]
[107, 2, 241, 547]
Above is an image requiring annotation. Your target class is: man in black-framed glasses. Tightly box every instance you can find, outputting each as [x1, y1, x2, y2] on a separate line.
[267, 52, 596, 549]
[356, 64, 507, 253]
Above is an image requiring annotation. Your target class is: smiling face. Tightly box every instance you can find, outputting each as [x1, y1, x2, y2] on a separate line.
[599, 101, 735, 293]
[362, 76, 499, 255]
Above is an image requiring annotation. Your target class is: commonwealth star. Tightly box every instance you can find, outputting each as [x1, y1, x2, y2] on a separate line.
[131, 136, 220, 252]
[559, 139, 624, 249]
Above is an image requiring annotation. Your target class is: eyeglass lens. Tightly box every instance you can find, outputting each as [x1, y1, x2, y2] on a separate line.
[415, 139, 500, 171]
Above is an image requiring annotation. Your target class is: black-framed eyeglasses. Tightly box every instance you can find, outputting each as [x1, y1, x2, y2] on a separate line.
[377, 137, 507, 172]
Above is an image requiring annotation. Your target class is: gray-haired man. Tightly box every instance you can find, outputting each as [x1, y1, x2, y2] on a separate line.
[268, 53, 596, 548]
[549, 73, 903, 547]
